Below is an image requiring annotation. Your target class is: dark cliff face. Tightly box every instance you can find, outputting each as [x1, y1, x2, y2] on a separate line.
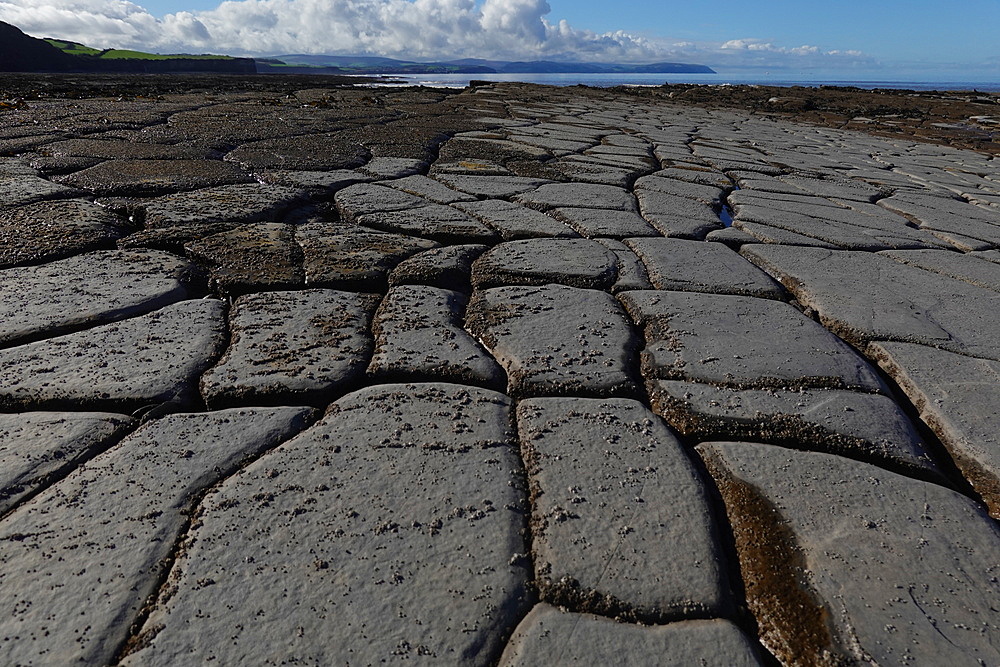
[0, 21, 257, 74]
[0, 21, 77, 72]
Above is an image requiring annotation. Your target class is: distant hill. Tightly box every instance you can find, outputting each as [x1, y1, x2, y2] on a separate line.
[0, 21, 255, 74]
[264, 54, 715, 75]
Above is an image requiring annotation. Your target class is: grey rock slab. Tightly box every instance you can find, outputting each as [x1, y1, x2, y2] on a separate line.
[0, 407, 315, 666]
[454, 199, 577, 240]
[733, 219, 842, 249]
[499, 606, 762, 667]
[431, 158, 512, 176]
[467, 284, 639, 399]
[596, 239, 652, 293]
[705, 226, 758, 249]
[779, 174, 886, 202]
[698, 441, 1000, 667]
[389, 243, 488, 291]
[0, 198, 128, 268]
[517, 398, 731, 621]
[385, 174, 478, 204]
[53, 159, 252, 197]
[879, 248, 1000, 292]
[741, 244, 1000, 360]
[433, 174, 552, 198]
[368, 285, 504, 390]
[296, 222, 438, 290]
[635, 173, 727, 205]
[117, 222, 242, 253]
[223, 132, 369, 171]
[619, 290, 887, 393]
[472, 238, 618, 290]
[636, 189, 724, 239]
[0, 412, 132, 516]
[0, 174, 83, 207]
[41, 137, 209, 160]
[625, 238, 785, 299]
[0, 299, 226, 412]
[653, 381, 937, 478]
[549, 207, 658, 238]
[870, 341, 1000, 518]
[357, 156, 427, 179]
[657, 166, 733, 189]
[0, 249, 200, 347]
[122, 384, 530, 666]
[514, 183, 636, 212]
[553, 160, 633, 187]
[185, 222, 303, 293]
[257, 168, 370, 195]
[141, 184, 307, 227]
[357, 204, 498, 244]
[201, 289, 379, 409]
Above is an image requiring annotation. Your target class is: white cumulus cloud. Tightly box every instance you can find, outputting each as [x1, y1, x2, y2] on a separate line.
[0, 0, 875, 68]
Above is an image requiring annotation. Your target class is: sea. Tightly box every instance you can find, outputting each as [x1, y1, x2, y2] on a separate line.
[369, 72, 1000, 92]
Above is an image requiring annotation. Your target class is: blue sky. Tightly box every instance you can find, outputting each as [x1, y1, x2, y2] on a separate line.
[2, 0, 997, 77]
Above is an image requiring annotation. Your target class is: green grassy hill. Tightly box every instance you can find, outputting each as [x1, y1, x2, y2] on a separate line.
[45, 40, 235, 61]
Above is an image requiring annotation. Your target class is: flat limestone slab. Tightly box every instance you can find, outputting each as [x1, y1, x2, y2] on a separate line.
[619, 290, 886, 392]
[652, 380, 937, 478]
[334, 182, 430, 221]
[369, 285, 505, 390]
[467, 284, 639, 399]
[870, 341, 1000, 517]
[635, 189, 724, 239]
[626, 238, 785, 299]
[0, 407, 314, 666]
[0, 299, 226, 412]
[357, 204, 498, 244]
[515, 183, 636, 211]
[122, 384, 531, 666]
[0, 412, 132, 515]
[597, 239, 652, 292]
[433, 174, 552, 198]
[141, 183, 306, 227]
[0, 198, 127, 268]
[500, 606, 762, 666]
[550, 207, 659, 238]
[0, 249, 199, 347]
[54, 159, 253, 196]
[472, 239, 619, 290]
[742, 244, 1000, 360]
[185, 222, 303, 293]
[879, 248, 1000, 292]
[389, 244, 488, 291]
[295, 222, 438, 290]
[201, 289, 379, 409]
[517, 398, 730, 621]
[698, 442, 1000, 666]
[455, 199, 578, 240]
[223, 132, 369, 171]
[385, 174, 478, 204]
[0, 174, 83, 208]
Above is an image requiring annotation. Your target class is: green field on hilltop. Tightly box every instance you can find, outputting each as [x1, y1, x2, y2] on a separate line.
[45, 40, 234, 60]
[44, 39, 101, 56]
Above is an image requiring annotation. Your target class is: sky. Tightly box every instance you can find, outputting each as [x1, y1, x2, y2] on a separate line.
[1, 0, 997, 78]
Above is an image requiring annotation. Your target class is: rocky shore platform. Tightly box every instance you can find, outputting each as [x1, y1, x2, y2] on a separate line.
[1, 76, 999, 665]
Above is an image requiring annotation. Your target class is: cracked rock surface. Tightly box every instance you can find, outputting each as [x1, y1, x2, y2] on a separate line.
[2, 80, 999, 665]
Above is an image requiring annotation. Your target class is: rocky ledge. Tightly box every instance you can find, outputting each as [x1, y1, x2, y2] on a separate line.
[0, 79, 998, 666]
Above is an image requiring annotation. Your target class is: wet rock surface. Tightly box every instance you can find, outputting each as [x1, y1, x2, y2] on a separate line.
[123, 384, 530, 666]
[699, 442, 1000, 666]
[500, 605, 763, 666]
[1, 80, 999, 665]
[201, 289, 379, 408]
[517, 398, 730, 621]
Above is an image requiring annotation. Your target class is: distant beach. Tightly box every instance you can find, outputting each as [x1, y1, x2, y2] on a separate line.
[380, 71, 1000, 92]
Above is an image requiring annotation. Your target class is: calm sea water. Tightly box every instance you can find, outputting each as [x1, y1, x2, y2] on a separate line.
[373, 72, 1000, 92]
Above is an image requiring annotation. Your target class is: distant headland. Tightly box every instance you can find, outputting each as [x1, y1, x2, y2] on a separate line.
[0, 20, 714, 77]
